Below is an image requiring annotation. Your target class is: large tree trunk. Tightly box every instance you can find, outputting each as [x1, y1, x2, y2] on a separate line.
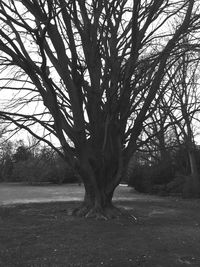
[71, 133, 124, 219]
[182, 139, 200, 198]
[73, 182, 119, 219]
[183, 150, 200, 198]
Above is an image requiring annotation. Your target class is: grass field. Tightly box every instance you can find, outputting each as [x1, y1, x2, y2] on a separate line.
[0, 184, 200, 266]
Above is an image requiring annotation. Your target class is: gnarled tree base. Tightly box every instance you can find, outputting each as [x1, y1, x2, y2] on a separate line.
[67, 202, 137, 221]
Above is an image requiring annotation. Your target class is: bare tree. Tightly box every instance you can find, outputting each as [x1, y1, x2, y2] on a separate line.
[136, 80, 178, 163]
[167, 49, 200, 196]
[0, 0, 199, 218]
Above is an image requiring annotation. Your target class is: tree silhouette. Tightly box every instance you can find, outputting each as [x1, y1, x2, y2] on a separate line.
[0, 0, 199, 218]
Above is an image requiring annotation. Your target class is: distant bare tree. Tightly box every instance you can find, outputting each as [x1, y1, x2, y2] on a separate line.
[0, 0, 199, 217]
[167, 50, 200, 196]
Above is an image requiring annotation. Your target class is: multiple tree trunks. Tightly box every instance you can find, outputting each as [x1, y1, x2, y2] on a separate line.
[70, 132, 125, 219]
[68, 166, 123, 219]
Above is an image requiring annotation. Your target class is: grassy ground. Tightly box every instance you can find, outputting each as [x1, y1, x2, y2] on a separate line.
[0, 188, 200, 266]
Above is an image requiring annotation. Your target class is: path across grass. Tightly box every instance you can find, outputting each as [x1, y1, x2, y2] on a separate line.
[0, 183, 200, 266]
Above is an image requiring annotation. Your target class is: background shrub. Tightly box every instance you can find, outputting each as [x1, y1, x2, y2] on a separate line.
[128, 160, 175, 194]
[0, 141, 79, 184]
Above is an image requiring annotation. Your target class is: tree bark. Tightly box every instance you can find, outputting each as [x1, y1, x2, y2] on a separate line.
[183, 144, 200, 198]
[71, 132, 124, 219]
[186, 150, 200, 197]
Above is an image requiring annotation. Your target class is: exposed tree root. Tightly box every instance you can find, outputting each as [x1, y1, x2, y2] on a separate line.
[67, 203, 137, 222]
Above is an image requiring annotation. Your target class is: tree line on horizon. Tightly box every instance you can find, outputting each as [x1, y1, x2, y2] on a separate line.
[1, 132, 200, 199]
[0, 139, 80, 184]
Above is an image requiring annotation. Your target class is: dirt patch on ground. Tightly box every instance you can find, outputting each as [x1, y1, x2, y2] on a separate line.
[0, 187, 200, 266]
